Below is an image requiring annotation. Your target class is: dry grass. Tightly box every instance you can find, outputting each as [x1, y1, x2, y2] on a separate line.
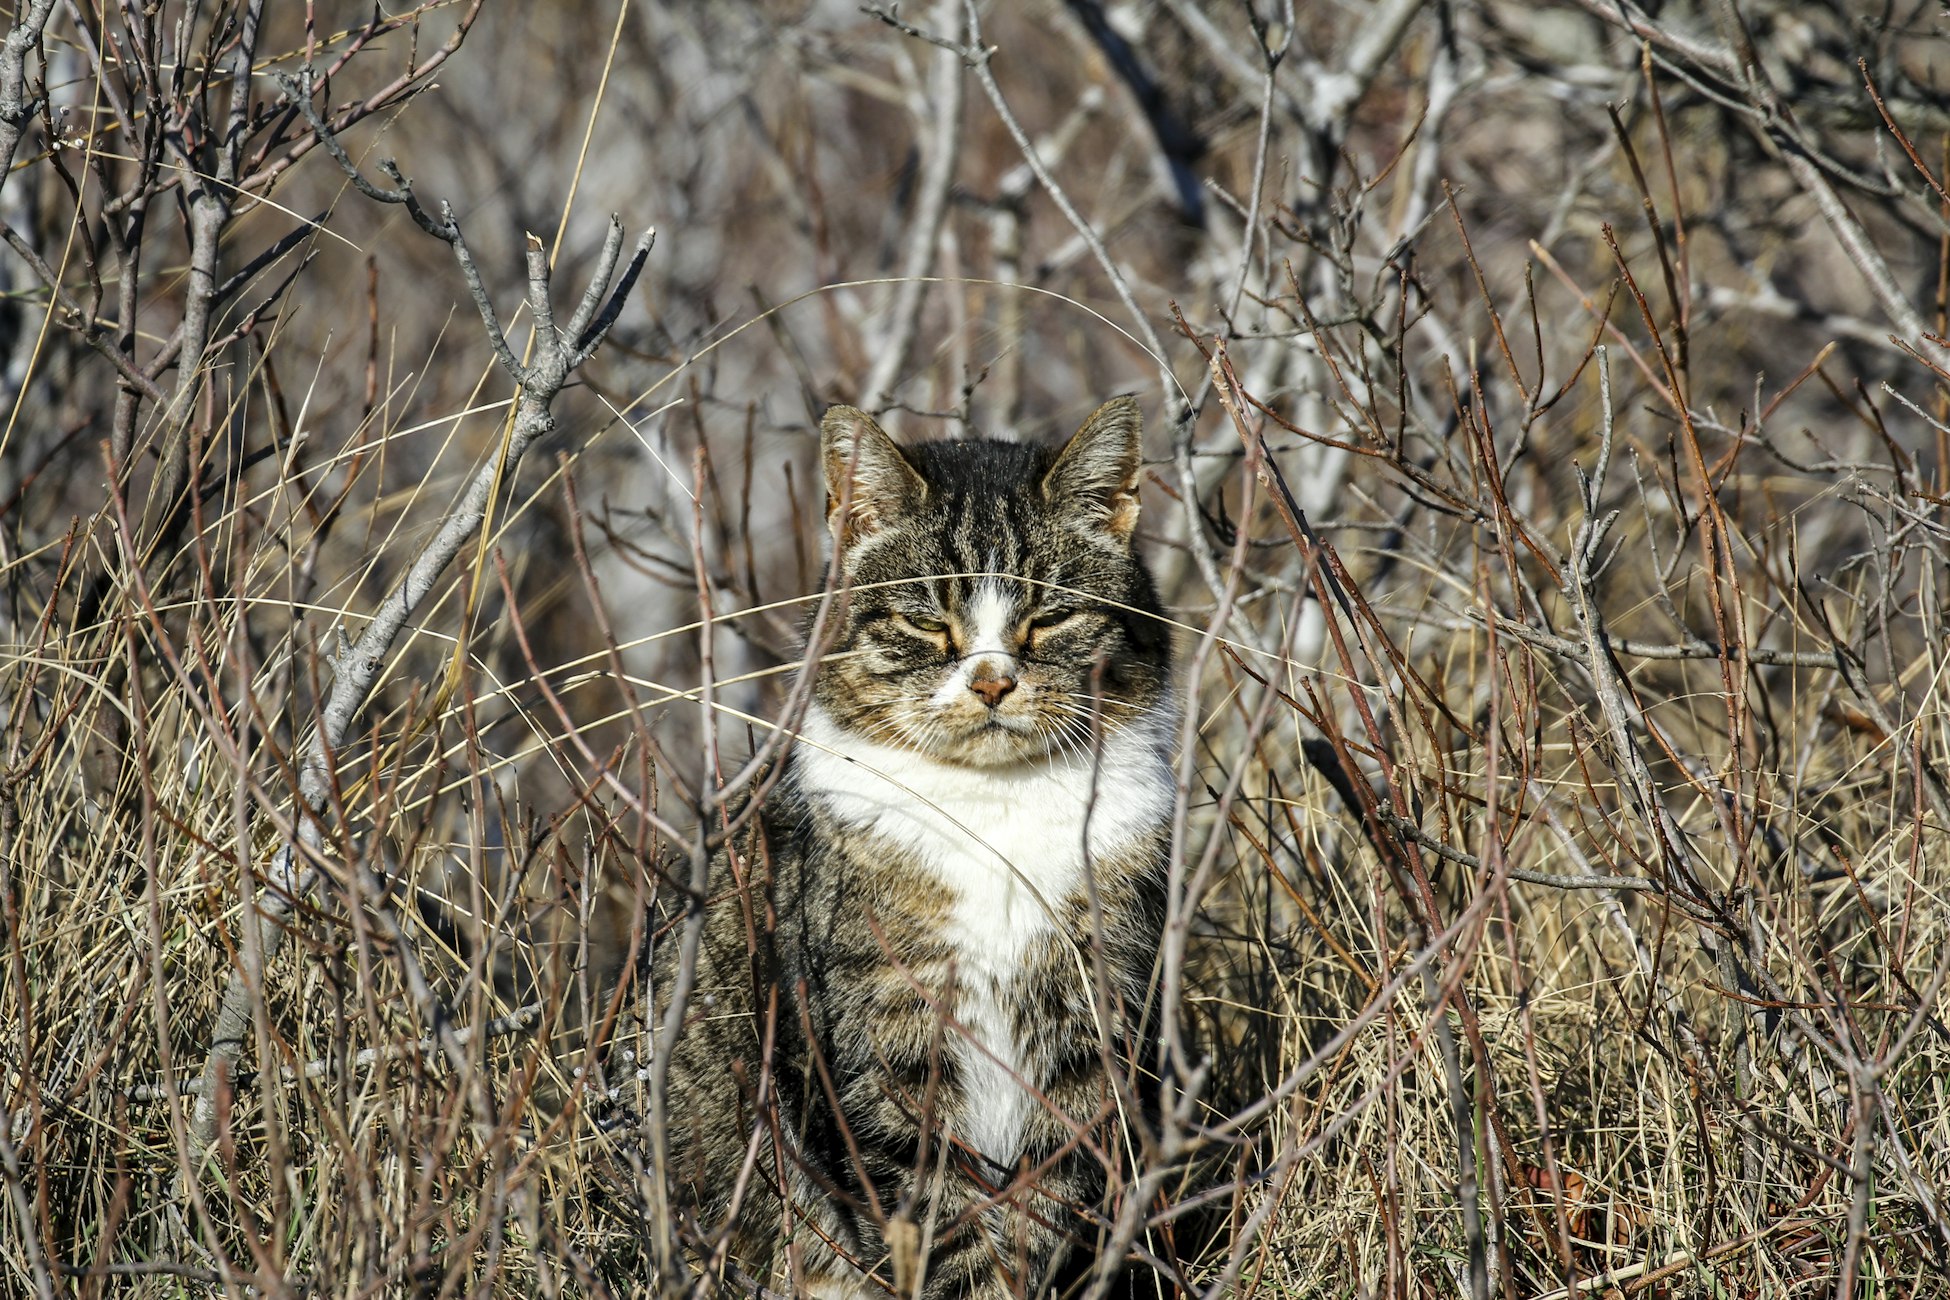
[2, 1, 1949, 1296]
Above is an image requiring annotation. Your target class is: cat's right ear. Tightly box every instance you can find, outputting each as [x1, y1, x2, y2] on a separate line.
[1045, 395, 1143, 546]
[821, 405, 926, 548]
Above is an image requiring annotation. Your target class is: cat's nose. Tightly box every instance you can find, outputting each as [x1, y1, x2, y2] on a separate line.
[969, 674, 1017, 707]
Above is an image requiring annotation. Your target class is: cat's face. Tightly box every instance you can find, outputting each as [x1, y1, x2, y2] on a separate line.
[811, 398, 1172, 769]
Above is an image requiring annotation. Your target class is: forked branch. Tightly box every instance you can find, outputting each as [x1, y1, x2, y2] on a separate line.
[185, 82, 653, 1149]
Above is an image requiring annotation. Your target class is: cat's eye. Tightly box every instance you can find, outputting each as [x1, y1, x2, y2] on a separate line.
[1029, 608, 1081, 631]
[894, 612, 949, 636]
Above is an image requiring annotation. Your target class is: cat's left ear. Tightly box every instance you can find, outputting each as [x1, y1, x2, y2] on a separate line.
[1044, 395, 1143, 545]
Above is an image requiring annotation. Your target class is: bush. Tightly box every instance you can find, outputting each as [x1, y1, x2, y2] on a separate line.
[2, 1, 1946, 1295]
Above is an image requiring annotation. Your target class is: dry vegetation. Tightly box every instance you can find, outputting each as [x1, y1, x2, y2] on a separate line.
[2, 0, 1949, 1296]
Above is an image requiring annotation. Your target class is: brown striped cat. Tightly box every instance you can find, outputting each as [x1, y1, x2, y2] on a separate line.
[656, 397, 1175, 1298]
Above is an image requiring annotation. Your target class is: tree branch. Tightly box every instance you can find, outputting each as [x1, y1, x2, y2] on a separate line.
[861, 0, 966, 412]
[183, 109, 654, 1148]
[0, 0, 57, 204]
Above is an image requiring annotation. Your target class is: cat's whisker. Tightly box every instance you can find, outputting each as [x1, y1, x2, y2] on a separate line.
[1040, 714, 1099, 767]
[853, 714, 912, 746]
[1066, 722, 1111, 766]
[1035, 717, 1078, 764]
[1044, 700, 1137, 744]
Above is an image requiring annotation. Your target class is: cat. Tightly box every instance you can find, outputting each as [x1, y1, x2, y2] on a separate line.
[653, 397, 1177, 1299]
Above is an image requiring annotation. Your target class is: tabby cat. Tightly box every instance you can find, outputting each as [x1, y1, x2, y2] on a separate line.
[655, 397, 1176, 1298]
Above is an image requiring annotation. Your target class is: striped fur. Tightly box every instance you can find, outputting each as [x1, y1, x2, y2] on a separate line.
[655, 399, 1174, 1297]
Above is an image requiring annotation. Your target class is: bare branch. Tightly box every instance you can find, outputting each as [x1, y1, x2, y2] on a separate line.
[185, 195, 654, 1149]
[860, 0, 965, 412]
[0, 0, 57, 201]
[962, 0, 1177, 414]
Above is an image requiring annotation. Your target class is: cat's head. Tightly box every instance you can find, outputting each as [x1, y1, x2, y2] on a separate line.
[810, 398, 1171, 769]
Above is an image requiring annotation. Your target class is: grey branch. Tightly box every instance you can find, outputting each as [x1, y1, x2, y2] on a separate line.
[861, 0, 965, 412]
[961, 0, 1177, 415]
[1155, 0, 1424, 144]
[185, 100, 653, 1149]
[1564, 0, 1946, 367]
[137, 0, 265, 545]
[0, 220, 167, 402]
[0, 0, 57, 207]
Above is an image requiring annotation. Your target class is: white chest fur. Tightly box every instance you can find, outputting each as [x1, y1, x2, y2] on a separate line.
[793, 705, 1172, 1166]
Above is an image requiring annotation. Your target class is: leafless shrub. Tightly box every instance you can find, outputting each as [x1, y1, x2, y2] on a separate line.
[2, 1, 1947, 1296]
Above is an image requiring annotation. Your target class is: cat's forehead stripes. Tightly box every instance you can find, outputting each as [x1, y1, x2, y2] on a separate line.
[963, 583, 1017, 655]
[942, 494, 1027, 586]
